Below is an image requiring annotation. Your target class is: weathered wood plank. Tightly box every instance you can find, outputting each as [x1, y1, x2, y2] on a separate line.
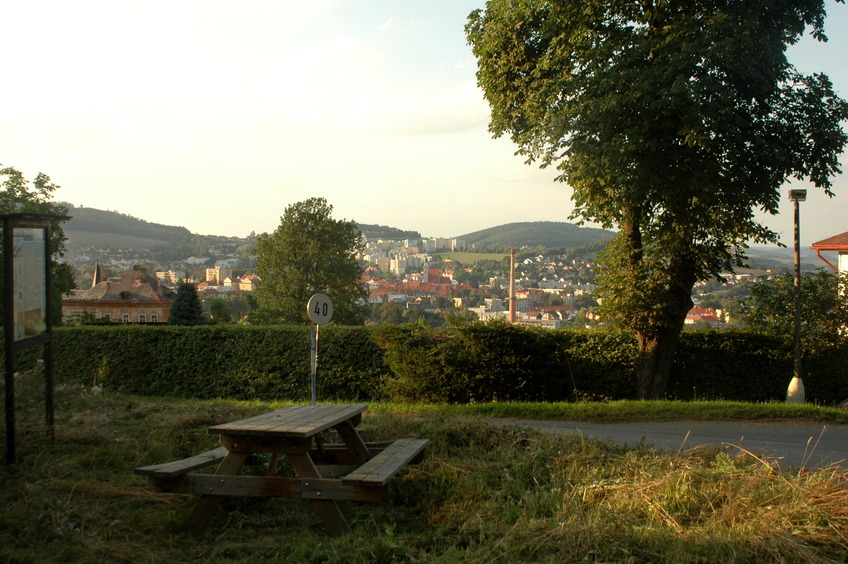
[208, 404, 367, 439]
[186, 451, 250, 534]
[343, 438, 429, 487]
[333, 420, 371, 465]
[288, 451, 349, 536]
[134, 446, 228, 478]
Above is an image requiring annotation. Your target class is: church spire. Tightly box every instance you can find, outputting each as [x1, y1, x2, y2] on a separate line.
[91, 262, 104, 288]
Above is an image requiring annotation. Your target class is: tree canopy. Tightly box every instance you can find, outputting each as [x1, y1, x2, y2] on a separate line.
[168, 282, 206, 326]
[467, 0, 848, 398]
[255, 198, 367, 325]
[0, 165, 72, 325]
[742, 270, 848, 353]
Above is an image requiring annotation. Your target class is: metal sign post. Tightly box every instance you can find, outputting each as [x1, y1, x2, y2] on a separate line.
[306, 293, 333, 406]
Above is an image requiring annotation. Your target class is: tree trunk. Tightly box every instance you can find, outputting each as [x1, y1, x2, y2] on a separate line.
[634, 270, 694, 400]
[635, 324, 684, 399]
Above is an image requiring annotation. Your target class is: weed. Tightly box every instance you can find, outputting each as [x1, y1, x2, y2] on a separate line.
[2, 381, 848, 562]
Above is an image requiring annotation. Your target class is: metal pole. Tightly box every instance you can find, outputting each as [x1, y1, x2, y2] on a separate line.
[787, 196, 805, 403]
[310, 324, 319, 406]
[509, 248, 516, 323]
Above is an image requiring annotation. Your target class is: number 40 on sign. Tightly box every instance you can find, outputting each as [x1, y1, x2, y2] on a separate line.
[307, 293, 333, 325]
[306, 293, 333, 405]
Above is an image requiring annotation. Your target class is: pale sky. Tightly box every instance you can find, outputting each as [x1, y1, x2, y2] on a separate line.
[2, 1, 847, 245]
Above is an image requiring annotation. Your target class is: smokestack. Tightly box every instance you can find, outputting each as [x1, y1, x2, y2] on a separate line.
[509, 248, 516, 323]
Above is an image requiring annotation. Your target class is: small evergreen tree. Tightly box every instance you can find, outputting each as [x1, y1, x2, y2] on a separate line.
[168, 282, 206, 326]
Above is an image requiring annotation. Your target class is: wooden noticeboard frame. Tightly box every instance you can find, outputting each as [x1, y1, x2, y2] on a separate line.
[2, 212, 69, 464]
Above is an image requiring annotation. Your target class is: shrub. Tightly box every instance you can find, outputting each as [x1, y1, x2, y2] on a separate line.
[19, 324, 845, 404]
[52, 325, 389, 402]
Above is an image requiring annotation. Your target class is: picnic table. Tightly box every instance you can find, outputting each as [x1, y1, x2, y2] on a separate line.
[135, 404, 428, 536]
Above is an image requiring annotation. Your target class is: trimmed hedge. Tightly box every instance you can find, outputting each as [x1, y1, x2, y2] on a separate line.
[29, 324, 848, 404]
[373, 322, 637, 403]
[51, 325, 390, 402]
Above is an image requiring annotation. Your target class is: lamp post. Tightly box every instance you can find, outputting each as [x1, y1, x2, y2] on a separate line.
[786, 189, 807, 404]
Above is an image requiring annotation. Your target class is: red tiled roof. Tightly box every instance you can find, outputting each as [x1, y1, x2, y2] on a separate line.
[688, 307, 718, 316]
[687, 314, 721, 323]
[811, 231, 848, 250]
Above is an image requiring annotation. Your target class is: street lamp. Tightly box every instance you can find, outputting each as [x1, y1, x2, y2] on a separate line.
[787, 189, 807, 404]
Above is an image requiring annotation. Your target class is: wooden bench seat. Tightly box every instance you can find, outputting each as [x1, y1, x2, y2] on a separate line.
[343, 438, 429, 487]
[135, 446, 228, 479]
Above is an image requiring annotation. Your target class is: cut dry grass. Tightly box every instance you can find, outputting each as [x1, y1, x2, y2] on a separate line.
[2, 372, 848, 563]
[386, 399, 848, 424]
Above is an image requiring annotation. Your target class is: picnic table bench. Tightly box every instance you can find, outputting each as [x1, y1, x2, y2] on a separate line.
[135, 404, 428, 536]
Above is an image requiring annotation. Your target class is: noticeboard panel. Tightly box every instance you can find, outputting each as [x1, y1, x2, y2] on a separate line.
[12, 227, 47, 341]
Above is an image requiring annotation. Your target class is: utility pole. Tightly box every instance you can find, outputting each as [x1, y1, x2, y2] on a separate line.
[509, 248, 516, 323]
[787, 189, 806, 404]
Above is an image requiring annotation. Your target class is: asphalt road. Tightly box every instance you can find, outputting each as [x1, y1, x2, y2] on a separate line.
[492, 419, 848, 469]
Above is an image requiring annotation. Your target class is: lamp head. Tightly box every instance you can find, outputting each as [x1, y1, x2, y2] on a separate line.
[788, 189, 807, 202]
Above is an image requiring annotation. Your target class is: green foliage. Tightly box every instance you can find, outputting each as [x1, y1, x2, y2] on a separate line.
[206, 297, 232, 324]
[455, 221, 615, 249]
[466, 0, 848, 399]
[0, 165, 70, 325]
[255, 198, 367, 325]
[671, 331, 789, 401]
[39, 324, 848, 404]
[51, 325, 391, 402]
[5, 390, 848, 563]
[357, 223, 421, 241]
[62, 202, 192, 242]
[374, 323, 635, 403]
[742, 269, 848, 352]
[168, 282, 206, 326]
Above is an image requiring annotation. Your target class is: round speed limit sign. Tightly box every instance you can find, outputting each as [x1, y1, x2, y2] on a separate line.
[307, 293, 334, 325]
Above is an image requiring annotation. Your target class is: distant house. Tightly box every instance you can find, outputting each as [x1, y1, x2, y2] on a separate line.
[62, 265, 175, 323]
[528, 304, 579, 320]
[238, 274, 261, 292]
[685, 306, 726, 327]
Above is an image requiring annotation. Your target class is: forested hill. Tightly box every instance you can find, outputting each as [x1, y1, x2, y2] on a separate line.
[358, 224, 421, 241]
[58, 203, 611, 252]
[458, 222, 616, 249]
[62, 203, 191, 241]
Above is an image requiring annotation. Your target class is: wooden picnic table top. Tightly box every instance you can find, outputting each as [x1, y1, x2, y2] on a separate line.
[208, 404, 368, 439]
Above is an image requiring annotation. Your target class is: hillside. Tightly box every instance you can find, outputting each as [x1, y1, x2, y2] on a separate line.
[59, 205, 615, 253]
[61, 203, 191, 247]
[745, 246, 823, 272]
[458, 221, 616, 249]
[358, 224, 421, 241]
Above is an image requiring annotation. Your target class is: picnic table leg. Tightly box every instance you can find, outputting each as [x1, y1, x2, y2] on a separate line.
[333, 420, 371, 465]
[186, 451, 250, 534]
[287, 453, 350, 536]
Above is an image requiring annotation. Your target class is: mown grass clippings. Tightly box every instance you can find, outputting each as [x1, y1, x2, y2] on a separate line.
[2, 373, 848, 562]
[367, 399, 848, 424]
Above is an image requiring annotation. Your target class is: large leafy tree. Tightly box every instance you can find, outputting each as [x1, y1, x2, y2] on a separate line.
[0, 165, 73, 325]
[255, 198, 367, 325]
[466, 0, 848, 398]
[742, 270, 848, 353]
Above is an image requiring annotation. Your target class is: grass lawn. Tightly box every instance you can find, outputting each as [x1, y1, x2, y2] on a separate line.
[2, 373, 848, 562]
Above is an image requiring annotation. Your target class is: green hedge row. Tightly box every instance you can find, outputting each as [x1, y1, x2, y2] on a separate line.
[28, 323, 847, 404]
[49, 325, 388, 402]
